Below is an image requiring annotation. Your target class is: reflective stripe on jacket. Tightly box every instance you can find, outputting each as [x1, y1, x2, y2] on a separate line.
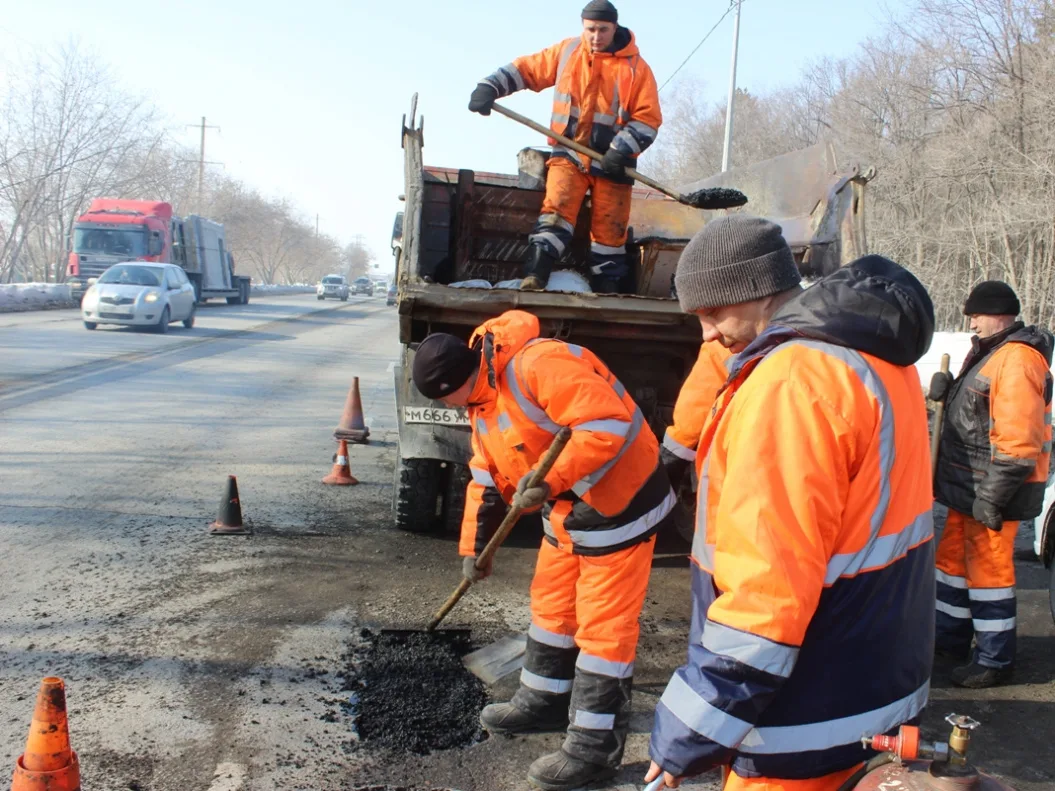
[650, 334, 935, 780]
[935, 323, 1054, 520]
[481, 29, 662, 178]
[459, 310, 673, 558]
[663, 342, 734, 463]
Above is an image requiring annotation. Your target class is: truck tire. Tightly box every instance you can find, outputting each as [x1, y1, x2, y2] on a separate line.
[192, 281, 202, 305]
[1050, 562, 1055, 627]
[392, 447, 444, 534]
[242, 282, 250, 304]
[227, 295, 240, 305]
[442, 463, 472, 536]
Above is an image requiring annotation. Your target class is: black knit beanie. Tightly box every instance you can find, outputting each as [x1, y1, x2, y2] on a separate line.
[582, 0, 618, 23]
[412, 334, 481, 399]
[963, 280, 1020, 316]
[674, 215, 801, 311]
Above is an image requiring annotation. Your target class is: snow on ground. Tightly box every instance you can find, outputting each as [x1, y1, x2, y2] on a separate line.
[917, 331, 975, 388]
[0, 282, 73, 312]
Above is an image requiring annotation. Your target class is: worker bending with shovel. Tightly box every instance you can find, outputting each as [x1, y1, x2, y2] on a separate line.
[930, 281, 1053, 688]
[468, 0, 661, 293]
[411, 309, 675, 791]
[646, 217, 936, 790]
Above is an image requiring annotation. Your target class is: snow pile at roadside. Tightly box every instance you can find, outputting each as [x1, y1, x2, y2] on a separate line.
[0, 283, 74, 312]
[917, 332, 974, 389]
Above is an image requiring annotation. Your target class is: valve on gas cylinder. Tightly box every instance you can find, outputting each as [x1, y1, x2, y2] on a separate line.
[846, 714, 1015, 790]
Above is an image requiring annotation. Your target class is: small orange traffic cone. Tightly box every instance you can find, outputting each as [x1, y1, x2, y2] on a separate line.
[322, 439, 359, 485]
[333, 376, 370, 444]
[11, 677, 81, 791]
[210, 475, 250, 535]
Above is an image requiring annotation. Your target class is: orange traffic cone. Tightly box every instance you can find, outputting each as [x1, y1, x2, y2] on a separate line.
[333, 376, 370, 444]
[210, 475, 250, 535]
[322, 439, 359, 485]
[11, 677, 81, 791]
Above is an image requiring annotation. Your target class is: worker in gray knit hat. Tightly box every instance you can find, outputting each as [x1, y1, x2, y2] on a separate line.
[674, 214, 802, 353]
[647, 220, 936, 790]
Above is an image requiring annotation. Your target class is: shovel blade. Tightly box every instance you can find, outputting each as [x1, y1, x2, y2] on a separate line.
[462, 634, 527, 685]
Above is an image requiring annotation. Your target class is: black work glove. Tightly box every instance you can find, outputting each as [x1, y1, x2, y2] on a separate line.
[601, 147, 632, 177]
[972, 498, 1003, 532]
[462, 554, 493, 582]
[468, 83, 498, 115]
[928, 371, 953, 403]
[514, 475, 551, 513]
[660, 446, 691, 492]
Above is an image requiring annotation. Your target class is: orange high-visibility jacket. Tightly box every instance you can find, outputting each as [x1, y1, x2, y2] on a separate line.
[651, 256, 936, 781]
[459, 310, 673, 558]
[663, 342, 734, 464]
[481, 30, 662, 173]
[935, 323, 1054, 520]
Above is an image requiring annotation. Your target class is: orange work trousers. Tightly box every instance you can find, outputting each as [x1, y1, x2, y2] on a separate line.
[723, 764, 862, 791]
[540, 157, 633, 253]
[935, 508, 1018, 668]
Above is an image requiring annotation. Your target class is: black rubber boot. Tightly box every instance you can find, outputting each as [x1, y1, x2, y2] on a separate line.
[527, 749, 617, 791]
[951, 662, 1013, 688]
[521, 244, 557, 290]
[480, 700, 568, 734]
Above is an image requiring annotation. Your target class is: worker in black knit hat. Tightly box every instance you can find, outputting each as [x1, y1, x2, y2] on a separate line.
[930, 280, 1054, 689]
[467, 0, 662, 294]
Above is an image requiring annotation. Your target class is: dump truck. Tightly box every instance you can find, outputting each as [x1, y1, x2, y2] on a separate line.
[66, 199, 250, 306]
[390, 94, 874, 534]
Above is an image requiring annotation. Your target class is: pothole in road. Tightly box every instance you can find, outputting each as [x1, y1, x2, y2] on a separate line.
[341, 629, 488, 755]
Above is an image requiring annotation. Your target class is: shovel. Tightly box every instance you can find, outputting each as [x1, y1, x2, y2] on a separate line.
[491, 103, 748, 211]
[930, 353, 951, 478]
[424, 427, 573, 683]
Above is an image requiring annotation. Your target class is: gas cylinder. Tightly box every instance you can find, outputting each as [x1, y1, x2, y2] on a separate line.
[851, 714, 1015, 790]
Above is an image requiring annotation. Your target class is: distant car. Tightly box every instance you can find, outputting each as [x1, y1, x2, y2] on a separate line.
[317, 274, 349, 301]
[81, 262, 196, 333]
[351, 276, 374, 296]
[386, 281, 397, 306]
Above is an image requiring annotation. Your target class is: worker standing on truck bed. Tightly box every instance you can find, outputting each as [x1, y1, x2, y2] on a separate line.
[645, 216, 936, 791]
[929, 281, 1053, 688]
[468, 0, 662, 294]
[411, 309, 675, 791]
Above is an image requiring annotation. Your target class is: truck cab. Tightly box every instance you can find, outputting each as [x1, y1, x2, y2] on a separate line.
[391, 94, 873, 536]
[66, 200, 170, 302]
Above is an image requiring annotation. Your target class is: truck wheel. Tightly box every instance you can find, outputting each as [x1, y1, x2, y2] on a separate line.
[1049, 562, 1055, 627]
[192, 282, 202, 305]
[392, 448, 444, 533]
[242, 282, 250, 304]
[442, 463, 472, 536]
[227, 295, 240, 304]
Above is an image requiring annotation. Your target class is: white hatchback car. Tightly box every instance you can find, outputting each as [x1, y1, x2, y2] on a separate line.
[81, 262, 197, 333]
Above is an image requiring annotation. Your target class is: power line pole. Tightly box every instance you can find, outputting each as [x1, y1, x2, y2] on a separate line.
[186, 116, 221, 210]
[721, 0, 742, 173]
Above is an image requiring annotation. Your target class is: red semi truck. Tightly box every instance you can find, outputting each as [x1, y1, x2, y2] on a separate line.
[66, 199, 250, 305]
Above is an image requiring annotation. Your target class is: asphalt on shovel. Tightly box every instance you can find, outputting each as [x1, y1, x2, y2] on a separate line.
[491, 102, 749, 211]
[384, 427, 573, 685]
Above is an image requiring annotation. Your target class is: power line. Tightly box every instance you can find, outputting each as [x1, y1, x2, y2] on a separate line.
[658, 0, 744, 95]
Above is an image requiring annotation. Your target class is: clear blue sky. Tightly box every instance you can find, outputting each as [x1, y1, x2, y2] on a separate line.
[0, 0, 909, 276]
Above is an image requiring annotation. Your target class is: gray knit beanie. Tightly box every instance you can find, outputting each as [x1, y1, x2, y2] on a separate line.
[675, 215, 800, 312]
[582, 0, 618, 23]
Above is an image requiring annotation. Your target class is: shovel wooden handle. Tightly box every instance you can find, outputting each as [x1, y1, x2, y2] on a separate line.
[490, 103, 686, 203]
[427, 426, 573, 631]
[930, 353, 951, 479]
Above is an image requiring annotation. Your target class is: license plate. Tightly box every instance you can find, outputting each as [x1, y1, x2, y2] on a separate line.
[403, 406, 470, 427]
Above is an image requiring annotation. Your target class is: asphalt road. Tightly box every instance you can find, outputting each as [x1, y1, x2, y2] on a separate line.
[1, 296, 1052, 791]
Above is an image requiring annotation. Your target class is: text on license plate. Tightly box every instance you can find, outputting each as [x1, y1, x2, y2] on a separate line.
[403, 406, 470, 427]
